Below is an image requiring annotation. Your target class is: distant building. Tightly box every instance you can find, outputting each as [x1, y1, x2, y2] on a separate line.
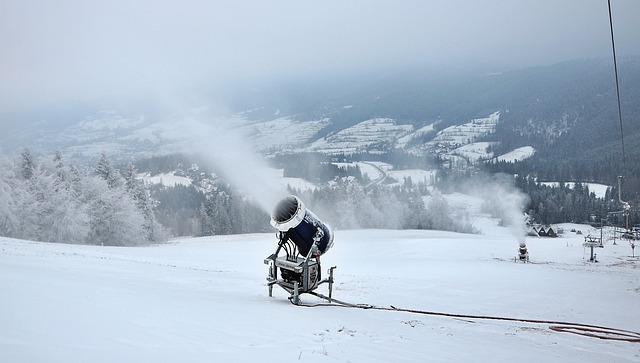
[529, 224, 558, 238]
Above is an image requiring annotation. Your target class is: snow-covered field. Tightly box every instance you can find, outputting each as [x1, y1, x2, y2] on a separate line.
[1, 215, 638, 362]
[424, 112, 500, 149]
[334, 161, 437, 188]
[453, 141, 495, 161]
[310, 118, 413, 154]
[493, 146, 536, 163]
[240, 117, 330, 153]
[139, 171, 192, 187]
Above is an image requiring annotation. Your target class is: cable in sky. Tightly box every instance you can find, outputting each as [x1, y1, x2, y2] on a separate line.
[608, 0, 626, 171]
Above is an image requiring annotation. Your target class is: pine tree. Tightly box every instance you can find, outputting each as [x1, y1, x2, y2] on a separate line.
[122, 162, 140, 195]
[122, 162, 167, 242]
[405, 189, 428, 229]
[95, 152, 122, 189]
[424, 192, 452, 231]
[34, 169, 89, 244]
[82, 175, 146, 246]
[199, 201, 215, 236]
[20, 148, 34, 180]
[199, 194, 233, 236]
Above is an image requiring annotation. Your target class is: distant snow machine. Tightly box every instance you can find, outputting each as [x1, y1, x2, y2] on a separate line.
[516, 242, 529, 262]
[264, 195, 336, 304]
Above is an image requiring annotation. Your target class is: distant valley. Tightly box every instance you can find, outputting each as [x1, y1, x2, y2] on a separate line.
[1, 57, 639, 187]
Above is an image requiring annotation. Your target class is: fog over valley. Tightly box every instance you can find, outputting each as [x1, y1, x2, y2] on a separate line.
[1, 0, 639, 113]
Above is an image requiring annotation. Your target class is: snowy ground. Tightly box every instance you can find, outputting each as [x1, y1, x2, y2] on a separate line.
[1, 217, 639, 362]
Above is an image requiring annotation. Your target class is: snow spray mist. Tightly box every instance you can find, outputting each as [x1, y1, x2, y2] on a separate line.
[184, 114, 289, 213]
[464, 173, 529, 243]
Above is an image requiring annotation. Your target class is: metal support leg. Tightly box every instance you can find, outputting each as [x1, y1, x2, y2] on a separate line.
[328, 266, 336, 302]
[293, 281, 300, 305]
[267, 260, 276, 297]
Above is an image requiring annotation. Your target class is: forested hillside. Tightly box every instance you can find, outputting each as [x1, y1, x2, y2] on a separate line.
[484, 57, 640, 187]
[224, 57, 640, 190]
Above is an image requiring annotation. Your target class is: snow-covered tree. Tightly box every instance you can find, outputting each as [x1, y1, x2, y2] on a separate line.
[53, 150, 67, 182]
[0, 156, 19, 235]
[122, 162, 140, 194]
[199, 193, 232, 236]
[122, 162, 167, 242]
[404, 189, 428, 229]
[81, 175, 146, 246]
[31, 168, 89, 244]
[95, 152, 123, 189]
[20, 148, 34, 180]
[368, 186, 402, 228]
[0, 151, 161, 246]
[334, 180, 360, 229]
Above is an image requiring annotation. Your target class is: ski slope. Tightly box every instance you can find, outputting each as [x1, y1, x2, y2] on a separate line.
[1, 218, 639, 362]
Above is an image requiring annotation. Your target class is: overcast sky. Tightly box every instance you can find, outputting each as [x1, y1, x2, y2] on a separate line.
[1, 0, 639, 112]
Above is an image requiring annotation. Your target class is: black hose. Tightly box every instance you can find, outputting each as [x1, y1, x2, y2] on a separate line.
[294, 292, 640, 343]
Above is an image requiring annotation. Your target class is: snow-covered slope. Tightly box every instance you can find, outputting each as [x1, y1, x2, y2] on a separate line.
[310, 118, 413, 154]
[493, 146, 536, 163]
[238, 117, 330, 153]
[421, 112, 500, 150]
[452, 141, 495, 162]
[2, 218, 638, 362]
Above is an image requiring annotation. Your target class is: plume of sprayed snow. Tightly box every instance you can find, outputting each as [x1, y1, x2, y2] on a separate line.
[461, 173, 529, 243]
[180, 112, 288, 214]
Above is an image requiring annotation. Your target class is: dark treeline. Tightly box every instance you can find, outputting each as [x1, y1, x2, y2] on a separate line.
[151, 184, 205, 237]
[271, 153, 363, 183]
[151, 181, 270, 237]
[483, 158, 640, 206]
[437, 169, 637, 228]
[515, 177, 611, 226]
[516, 176, 639, 228]
[481, 58, 640, 198]
[126, 153, 271, 237]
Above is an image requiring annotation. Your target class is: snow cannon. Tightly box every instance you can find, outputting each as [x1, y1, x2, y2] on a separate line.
[517, 241, 529, 262]
[270, 195, 334, 257]
[264, 195, 336, 304]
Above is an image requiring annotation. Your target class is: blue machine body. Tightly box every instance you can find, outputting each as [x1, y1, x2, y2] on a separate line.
[270, 195, 334, 257]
